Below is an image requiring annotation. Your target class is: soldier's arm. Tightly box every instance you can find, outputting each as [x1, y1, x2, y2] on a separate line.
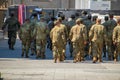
[103, 26, 107, 44]
[83, 25, 87, 42]
[113, 27, 118, 43]
[45, 24, 50, 36]
[69, 27, 73, 40]
[16, 20, 20, 30]
[18, 27, 22, 40]
[89, 25, 94, 41]
[32, 27, 37, 39]
[50, 28, 54, 40]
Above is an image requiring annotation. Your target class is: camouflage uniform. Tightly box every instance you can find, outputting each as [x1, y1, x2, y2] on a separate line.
[106, 19, 117, 60]
[89, 20, 106, 63]
[83, 15, 93, 57]
[102, 16, 109, 58]
[33, 20, 49, 59]
[30, 17, 38, 55]
[69, 18, 87, 63]
[113, 21, 120, 62]
[3, 15, 20, 50]
[60, 23, 68, 60]
[67, 19, 76, 57]
[19, 20, 31, 58]
[58, 17, 68, 61]
[50, 22, 66, 63]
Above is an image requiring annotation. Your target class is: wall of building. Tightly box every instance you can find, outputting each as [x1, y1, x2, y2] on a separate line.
[111, 0, 120, 10]
[10, 0, 120, 10]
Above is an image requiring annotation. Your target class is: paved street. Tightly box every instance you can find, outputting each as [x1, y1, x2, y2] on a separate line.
[0, 33, 120, 80]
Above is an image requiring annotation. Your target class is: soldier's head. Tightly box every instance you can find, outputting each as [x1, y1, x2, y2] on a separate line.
[109, 13, 114, 19]
[76, 18, 83, 25]
[71, 14, 75, 20]
[10, 13, 15, 17]
[92, 16, 98, 21]
[117, 18, 120, 24]
[33, 13, 37, 18]
[104, 16, 109, 21]
[87, 14, 92, 20]
[51, 17, 55, 21]
[57, 17, 62, 23]
[96, 18, 101, 24]
[56, 20, 61, 26]
[75, 12, 80, 17]
[61, 15, 65, 21]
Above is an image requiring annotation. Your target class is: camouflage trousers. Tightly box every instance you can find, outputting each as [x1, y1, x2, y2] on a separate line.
[92, 41, 103, 62]
[36, 39, 46, 59]
[21, 39, 31, 57]
[52, 42, 64, 63]
[106, 40, 114, 60]
[114, 42, 120, 61]
[8, 31, 17, 49]
[72, 41, 84, 62]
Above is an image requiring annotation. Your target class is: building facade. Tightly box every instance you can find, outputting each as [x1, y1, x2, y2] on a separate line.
[9, 0, 120, 10]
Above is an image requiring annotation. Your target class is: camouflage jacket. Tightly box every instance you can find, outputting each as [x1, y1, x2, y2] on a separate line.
[3, 17, 20, 31]
[69, 24, 87, 42]
[113, 24, 120, 43]
[89, 24, 106, 42]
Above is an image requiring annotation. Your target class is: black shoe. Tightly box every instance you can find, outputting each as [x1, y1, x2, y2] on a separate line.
[11, 47, 14, 50]
[30, 53, 34, 56]
[21, 53, 24, 58]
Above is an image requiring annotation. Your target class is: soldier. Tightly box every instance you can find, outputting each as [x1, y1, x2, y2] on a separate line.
[84, 14, 93, 58]
[92, 16, 98, 24]
[89, 19, 107, 63]
[19, 19, 31, 58]
[47, 17, 55, 50]
[81, 10, 88, 22]
[2, 13, 20, 50]
[69, 18, 87, 63]
[50, 20, 66, 63]
[106, 14, 117, 60]
[102, 16, 109, 58]
[33, 17, 49, 59]
[58, 17, 68, 61]
[67, 15, 76, 57]
[113, 18, 120, 62]
[30, 13, 38, 56]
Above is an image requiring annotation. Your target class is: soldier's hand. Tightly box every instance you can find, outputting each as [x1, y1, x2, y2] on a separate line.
[84, 41, 87, 45]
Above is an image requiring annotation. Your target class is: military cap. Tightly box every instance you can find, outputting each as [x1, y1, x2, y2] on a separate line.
[57, 17, 62, 20]
[76, 18, 82, 23]
[104, 16, 109, 21]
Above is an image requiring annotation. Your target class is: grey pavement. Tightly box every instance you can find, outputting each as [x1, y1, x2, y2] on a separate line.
[0, 38, 120, 80]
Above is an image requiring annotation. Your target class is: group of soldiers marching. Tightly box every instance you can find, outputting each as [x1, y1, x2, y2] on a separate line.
[2, 11, 120, 63]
